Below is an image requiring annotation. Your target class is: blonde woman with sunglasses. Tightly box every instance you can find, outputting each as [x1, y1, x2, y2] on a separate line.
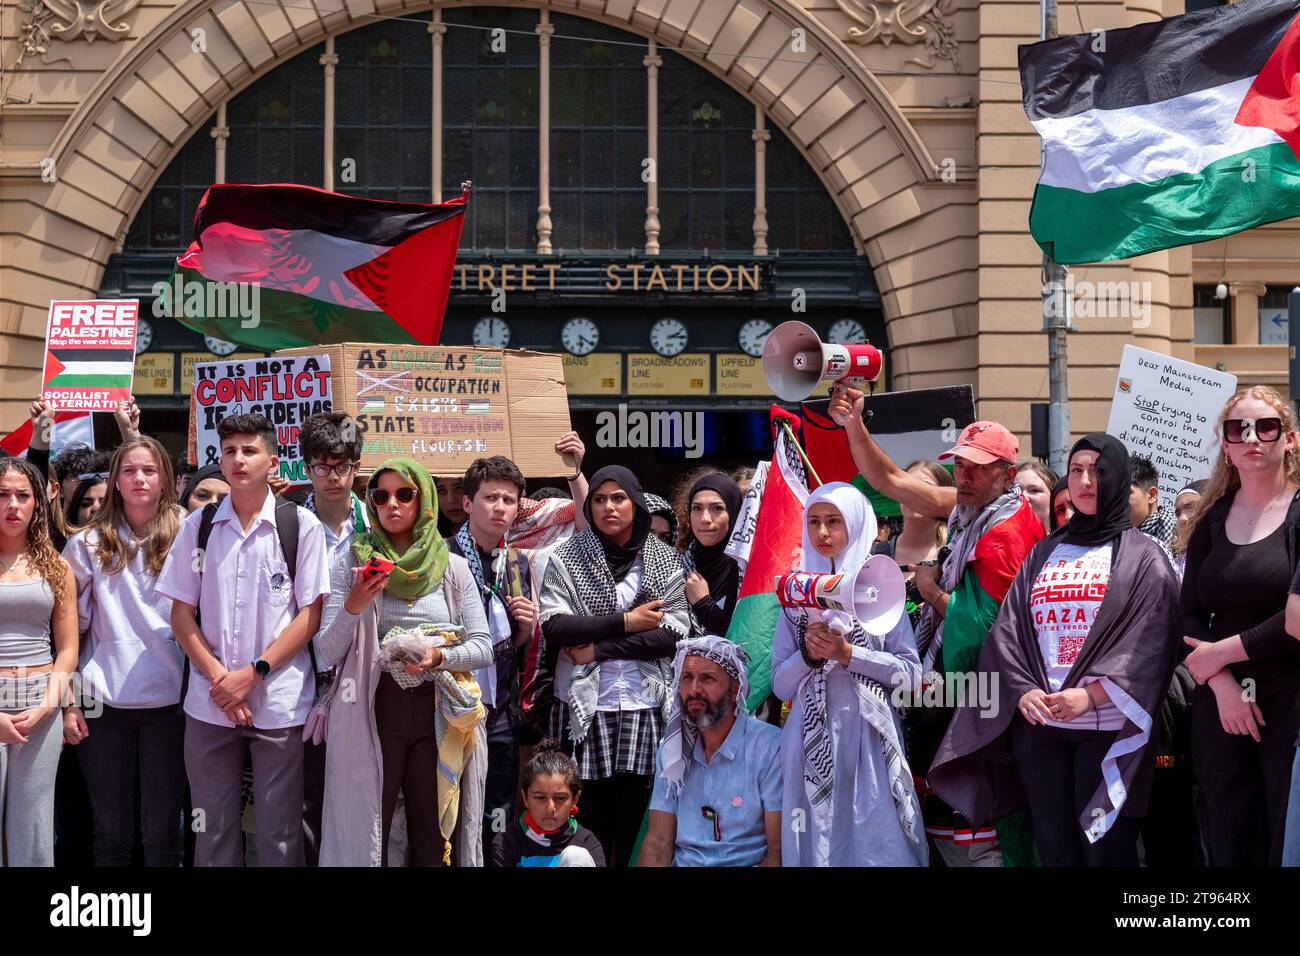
[1179, 385, 1300, 866]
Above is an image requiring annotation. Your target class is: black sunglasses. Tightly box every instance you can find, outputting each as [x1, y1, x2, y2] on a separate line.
[1224, 417, 1283, 444]
[369, 487, 417, 506]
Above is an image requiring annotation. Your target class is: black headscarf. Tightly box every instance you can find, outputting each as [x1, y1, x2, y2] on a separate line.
[686, 473, 742, 599]
[1048, 475, 1070, 531]
[1063, 433, 1132, 546]
[585, 465, 652, 582]
[181, 463, 228, 511]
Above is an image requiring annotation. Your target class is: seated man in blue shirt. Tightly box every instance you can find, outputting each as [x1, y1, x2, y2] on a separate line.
[639, 636, 782, 867]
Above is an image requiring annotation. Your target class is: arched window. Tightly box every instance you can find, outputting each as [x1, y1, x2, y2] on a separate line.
[118, 7, 856, 256]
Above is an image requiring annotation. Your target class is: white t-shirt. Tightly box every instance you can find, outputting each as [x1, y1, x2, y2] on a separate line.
[1029, 541, 1125, 731]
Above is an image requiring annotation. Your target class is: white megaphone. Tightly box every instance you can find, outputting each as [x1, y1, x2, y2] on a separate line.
[762, 320, 883, 405]
[774, 554, 907, 636]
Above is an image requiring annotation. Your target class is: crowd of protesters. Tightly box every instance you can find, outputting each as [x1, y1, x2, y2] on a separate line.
[1, 380, 1299, 868]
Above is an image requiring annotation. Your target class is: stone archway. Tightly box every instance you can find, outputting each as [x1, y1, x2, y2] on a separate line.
[2, 0, 975, 412]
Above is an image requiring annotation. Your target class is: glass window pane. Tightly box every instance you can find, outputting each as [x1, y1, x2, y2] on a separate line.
[618, 191, 645, 251]
[402, 66, 431, 126]
[766, 191, 796, 251]
[476, 130, 507, 187]
[508, 191, 538, 250]
[550, 191, 579, 251]
[444, 68, 474, 126]
[691, 192, 722, 249]
[660, 130, 688, 189]
[509, 129, 538, 183]
[615, 129, 646, 188]
[692, 130, 722, 188]
[798, 190, 831, 251]
[724, 190, 755, 250]
[552, 70, 583, 126]
[260, 129, 292, 181]
[553, 130, 581, 188]
[150, 190, 181, 247]
[295, 130, 323, 187]
[370, 69, 399, 124]
[476, 67, 508, 125]
[582, 191, 614, 250]
[336, 66, 367, 125]
[401, 129, 431, 191]
[509, 67, 537, 125]
[475, 191, 507, 248]
[583, 130, 613, 185]
[444, 129, 472, 195]
[659, 190, 687, 249]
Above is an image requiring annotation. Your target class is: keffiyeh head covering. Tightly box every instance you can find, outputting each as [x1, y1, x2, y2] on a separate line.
[644, 492, 677, 546]
[660, 636, 751, 795]
[353, 457, 449, 600]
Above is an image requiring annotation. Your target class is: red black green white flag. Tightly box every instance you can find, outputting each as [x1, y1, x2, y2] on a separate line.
[164, 183, 468, 350]
[1021, 0, 1300, 264]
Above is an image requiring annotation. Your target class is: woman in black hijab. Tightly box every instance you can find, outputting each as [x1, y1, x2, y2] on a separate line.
[1049, 475, 1072, 531]
[928, 434, 1180, 866]
[179, 463, 230, 514]
[681, 472, 742, 636]
[536, 465, 691, 867]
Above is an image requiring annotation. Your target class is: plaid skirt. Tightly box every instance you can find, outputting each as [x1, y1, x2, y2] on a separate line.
[550, 704, 663, 781]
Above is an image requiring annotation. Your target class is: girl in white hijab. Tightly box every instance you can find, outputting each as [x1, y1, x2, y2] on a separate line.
[771, 481, 927, 866]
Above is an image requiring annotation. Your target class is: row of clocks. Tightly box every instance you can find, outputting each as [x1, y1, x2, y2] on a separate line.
[131, 318, 241, 358]
[472, 316, 869, 358]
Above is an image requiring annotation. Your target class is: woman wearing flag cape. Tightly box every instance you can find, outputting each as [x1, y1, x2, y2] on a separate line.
[771, 481, 926, 866]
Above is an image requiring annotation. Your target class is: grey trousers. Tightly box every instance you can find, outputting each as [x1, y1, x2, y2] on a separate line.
[184, 716, 304, 867]
[0, 674, 63, 867]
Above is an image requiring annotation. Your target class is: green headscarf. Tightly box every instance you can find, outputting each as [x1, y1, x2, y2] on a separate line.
[352, 458, 449, 600]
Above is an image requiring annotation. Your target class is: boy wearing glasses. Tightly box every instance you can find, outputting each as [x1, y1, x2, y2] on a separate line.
[298, 412, 368, 865]
[158, 413, 330, 866]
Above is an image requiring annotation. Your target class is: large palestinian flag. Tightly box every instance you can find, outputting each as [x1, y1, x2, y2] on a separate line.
[724, 407, 811, 710]
[165, 183, 467, 350]
[1022, 0, 1300, 264]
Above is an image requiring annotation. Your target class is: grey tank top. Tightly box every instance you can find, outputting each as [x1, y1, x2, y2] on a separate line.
[0, 577, 55, 666]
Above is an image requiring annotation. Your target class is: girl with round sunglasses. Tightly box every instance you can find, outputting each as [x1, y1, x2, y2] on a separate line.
[313, 458, 493, 866]
[1180, 385, 1300, 866]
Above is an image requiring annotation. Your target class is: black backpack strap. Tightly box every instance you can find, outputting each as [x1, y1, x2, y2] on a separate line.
[274, 499, 321, 680]
[180, 503, 220, 708]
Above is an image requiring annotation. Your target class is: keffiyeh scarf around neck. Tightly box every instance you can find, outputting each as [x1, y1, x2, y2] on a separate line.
[793, 482, 921, 845]
[914, 481, 1025, 673]
[540, 528, 690, 744]
[659, 636, 750, 795]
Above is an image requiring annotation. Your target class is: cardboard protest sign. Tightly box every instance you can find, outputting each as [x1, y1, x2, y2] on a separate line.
[800, 385, 977, 517]
[191, 353, 333, 484]
[41, 300, 138, 412]
[1106, 345, 1237, 507]
[277, 344, 574, 477]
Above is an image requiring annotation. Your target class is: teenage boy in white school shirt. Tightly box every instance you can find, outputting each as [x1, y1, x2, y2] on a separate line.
[157, 413, 330, 867]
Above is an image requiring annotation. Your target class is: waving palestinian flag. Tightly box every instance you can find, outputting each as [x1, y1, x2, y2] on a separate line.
[724, 407, 812, 710]
[165, 183, 467, 350]
[1022, 0, 1300, 264]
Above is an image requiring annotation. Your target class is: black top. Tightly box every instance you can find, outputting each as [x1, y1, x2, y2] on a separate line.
[490, 817, 606, 867]
[445, 536, 530, 735]
[1182, 493, 1300, 684]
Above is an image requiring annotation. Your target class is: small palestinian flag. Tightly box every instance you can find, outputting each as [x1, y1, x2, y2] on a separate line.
[165, 183, 468, 350]
[1021, 0, 1300, 264]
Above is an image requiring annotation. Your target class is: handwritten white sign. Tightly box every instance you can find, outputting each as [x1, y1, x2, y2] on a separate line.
[1106, 345, 1237, 508]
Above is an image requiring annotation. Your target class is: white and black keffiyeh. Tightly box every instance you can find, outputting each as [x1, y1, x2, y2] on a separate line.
[795, 612, 921, 846]
[914, 482, 1025, 673]
[538, 528, 689, 744]
[659, 636, 750, 795]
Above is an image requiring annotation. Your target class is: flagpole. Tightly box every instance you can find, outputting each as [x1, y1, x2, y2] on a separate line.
[1041, 0, 1071, 476]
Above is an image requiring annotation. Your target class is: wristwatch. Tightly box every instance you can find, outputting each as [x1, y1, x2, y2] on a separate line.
[253, 659, 271, 679]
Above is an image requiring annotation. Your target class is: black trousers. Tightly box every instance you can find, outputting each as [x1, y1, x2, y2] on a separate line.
[481, 723, 520, 852]
[1190, 674, 1300, 866]
[375, 675, 444, 867]
[580, 772, 652, 868]
[76, 703, 185, 867]
[1010, 717, 1140, 867]
[302, 737, 327, 868]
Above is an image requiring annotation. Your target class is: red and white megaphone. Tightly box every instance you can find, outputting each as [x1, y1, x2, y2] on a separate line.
[761, 320, 883, 407]
[774, 555, 906, 636]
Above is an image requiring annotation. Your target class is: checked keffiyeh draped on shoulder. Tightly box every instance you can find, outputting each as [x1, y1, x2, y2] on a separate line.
[793, 482, 922, 846]
[538, 466, 691, 745]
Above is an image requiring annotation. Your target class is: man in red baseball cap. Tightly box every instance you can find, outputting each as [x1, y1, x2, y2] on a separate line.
[827, 384, 1044, 869]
